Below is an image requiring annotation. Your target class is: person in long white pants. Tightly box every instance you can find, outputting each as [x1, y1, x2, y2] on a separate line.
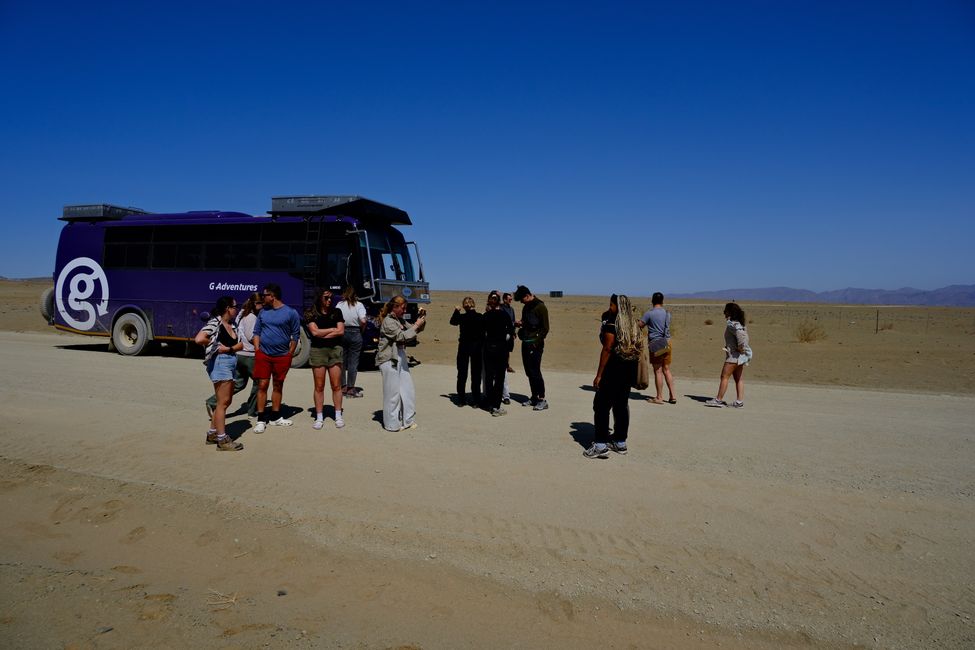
[376, 295, 427, 432]
[381, 346, 416, 431]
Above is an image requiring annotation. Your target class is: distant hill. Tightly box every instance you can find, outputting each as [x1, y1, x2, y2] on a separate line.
[670, 285, 975, 307]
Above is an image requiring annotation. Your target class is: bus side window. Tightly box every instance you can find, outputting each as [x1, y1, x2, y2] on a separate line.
[105, 226, 151, 269]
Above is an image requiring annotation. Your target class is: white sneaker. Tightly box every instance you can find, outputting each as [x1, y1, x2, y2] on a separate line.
[270, 417, 293, 427]
[312, 419, 324, 430]
[254, 421, 267, 434]
[334, 411, 345, 428]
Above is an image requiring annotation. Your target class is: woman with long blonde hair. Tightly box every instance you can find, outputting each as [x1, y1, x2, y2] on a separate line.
[586, 294, 641, 459]
[376, 295, 427, 431]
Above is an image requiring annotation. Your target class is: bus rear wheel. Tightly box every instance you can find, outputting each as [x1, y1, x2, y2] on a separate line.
[291, 328, 311, 367]
[112, 313, 150, 356]
[39, 287, 55, 323]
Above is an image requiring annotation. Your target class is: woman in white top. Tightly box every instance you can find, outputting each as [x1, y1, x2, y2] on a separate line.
[705, 302, 753, 408]
[337, 285, 368, 397]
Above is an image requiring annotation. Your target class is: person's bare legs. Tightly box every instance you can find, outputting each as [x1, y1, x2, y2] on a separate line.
[312, 366, 326, 415]
[328, 364, 343, 415]
[662, 362, 676, 401]
[271, 377, 285, 412]
[732, 364, 745, 402]
[652, 363, 665, 402]
[212, 380, 233, 433]
[715, 362, 736, 401]
[256, 378, 270, 417]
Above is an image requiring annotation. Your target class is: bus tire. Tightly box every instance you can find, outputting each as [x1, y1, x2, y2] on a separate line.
[112, 313, 151, 356]
[39, 287, 55, 323]
[291, 328, 311, 368]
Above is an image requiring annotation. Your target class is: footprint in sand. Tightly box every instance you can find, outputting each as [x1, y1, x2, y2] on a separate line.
[122, 526, 147, 544]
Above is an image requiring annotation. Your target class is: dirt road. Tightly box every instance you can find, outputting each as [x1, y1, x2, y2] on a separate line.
[1, 331, 973, 648]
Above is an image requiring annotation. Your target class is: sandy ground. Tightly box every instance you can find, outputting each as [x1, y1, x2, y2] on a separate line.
[1, 280, 974, 648]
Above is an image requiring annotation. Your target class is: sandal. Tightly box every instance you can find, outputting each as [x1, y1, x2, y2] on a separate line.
[647, 398, 664, 404]
[667, 398, 677, 404]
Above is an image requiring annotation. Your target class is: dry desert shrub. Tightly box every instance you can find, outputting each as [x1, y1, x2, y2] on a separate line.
[704, 319, 713, 326]
[795, 321, 827, 343]
[879, 322, 894, 331]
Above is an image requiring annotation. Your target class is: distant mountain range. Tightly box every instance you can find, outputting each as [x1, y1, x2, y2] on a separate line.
[670, 285, 975, 307]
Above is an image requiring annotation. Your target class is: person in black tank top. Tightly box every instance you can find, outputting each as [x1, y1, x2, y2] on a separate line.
[194, 296, 244, 451]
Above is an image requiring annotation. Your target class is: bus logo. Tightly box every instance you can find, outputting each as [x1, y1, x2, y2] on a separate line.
[55, 257, 110, 330]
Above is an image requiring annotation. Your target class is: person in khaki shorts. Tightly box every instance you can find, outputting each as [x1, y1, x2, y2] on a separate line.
[306, 289, 346, 429]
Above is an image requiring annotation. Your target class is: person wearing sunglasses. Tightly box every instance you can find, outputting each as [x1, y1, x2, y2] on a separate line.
[195, 296, 244, 451]
[306, 288, 346, 429]
[252, 283, 301, 432]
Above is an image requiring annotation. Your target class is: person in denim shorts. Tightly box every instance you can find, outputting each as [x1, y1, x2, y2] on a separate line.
[194, 296, 244, 451]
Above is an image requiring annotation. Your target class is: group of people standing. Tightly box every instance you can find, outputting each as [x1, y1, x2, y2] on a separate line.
[196, 283, 371, 451]
[584, 292, 754, 459]
[449, 285, 550, 416]
[196, 281, 752, 458]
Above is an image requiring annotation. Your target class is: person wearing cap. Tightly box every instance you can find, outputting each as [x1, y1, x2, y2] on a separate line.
[482, 290, 515, 416]
[513, 285, 550, 410]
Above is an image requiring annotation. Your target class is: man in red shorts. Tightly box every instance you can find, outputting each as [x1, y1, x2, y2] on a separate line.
[252, 283, 302, 433]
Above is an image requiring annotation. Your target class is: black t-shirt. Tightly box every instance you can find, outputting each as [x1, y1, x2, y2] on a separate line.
[483, 309, 515, 349]
[599, 311, 617, 348]
[599, 311, 635, 372]
[310, 308, 344, 348]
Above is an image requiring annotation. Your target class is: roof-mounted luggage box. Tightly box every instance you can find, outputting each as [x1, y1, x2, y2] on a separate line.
[270, 195, 412, 225]
[60, 204, 149, 222]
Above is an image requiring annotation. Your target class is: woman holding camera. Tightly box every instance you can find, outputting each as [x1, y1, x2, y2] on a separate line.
[376, 295, 427, 431]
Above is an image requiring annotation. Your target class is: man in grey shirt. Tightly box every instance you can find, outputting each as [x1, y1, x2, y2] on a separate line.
[638, 292, 676, 404]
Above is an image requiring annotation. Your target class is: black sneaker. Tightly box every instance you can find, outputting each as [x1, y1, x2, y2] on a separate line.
[607, 441, 628, 455]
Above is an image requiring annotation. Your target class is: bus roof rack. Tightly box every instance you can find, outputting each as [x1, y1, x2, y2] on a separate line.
[61, 204, 150, 222]
[270, 195, 411, 225]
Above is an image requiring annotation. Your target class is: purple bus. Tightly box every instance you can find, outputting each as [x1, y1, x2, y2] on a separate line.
[41, 195, 430, 366]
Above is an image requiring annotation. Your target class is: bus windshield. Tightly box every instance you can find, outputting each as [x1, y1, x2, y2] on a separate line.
[361, 226, 416, 282]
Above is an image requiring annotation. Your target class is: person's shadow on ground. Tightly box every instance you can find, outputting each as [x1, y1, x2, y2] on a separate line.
[225, 419, 250, 440]
[685, 394, 712, 403]
[569, 421, 598, 451]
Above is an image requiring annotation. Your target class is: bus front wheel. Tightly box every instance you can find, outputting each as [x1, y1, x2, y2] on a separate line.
[112, 313, 150, 356]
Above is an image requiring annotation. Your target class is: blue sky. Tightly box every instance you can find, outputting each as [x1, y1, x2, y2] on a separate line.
[1, 1, 972, 295]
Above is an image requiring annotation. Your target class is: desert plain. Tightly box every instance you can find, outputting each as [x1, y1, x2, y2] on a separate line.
[1, 279, 974, 649]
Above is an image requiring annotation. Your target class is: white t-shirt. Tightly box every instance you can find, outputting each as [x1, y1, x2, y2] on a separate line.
[337, 300, 367, 328]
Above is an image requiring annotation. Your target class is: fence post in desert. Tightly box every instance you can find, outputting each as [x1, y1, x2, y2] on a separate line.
[875, 309, 879, 334]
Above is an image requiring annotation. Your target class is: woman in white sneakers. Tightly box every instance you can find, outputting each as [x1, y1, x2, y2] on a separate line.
[306, 289, 346, 429]
[705, 302, 753, 408]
